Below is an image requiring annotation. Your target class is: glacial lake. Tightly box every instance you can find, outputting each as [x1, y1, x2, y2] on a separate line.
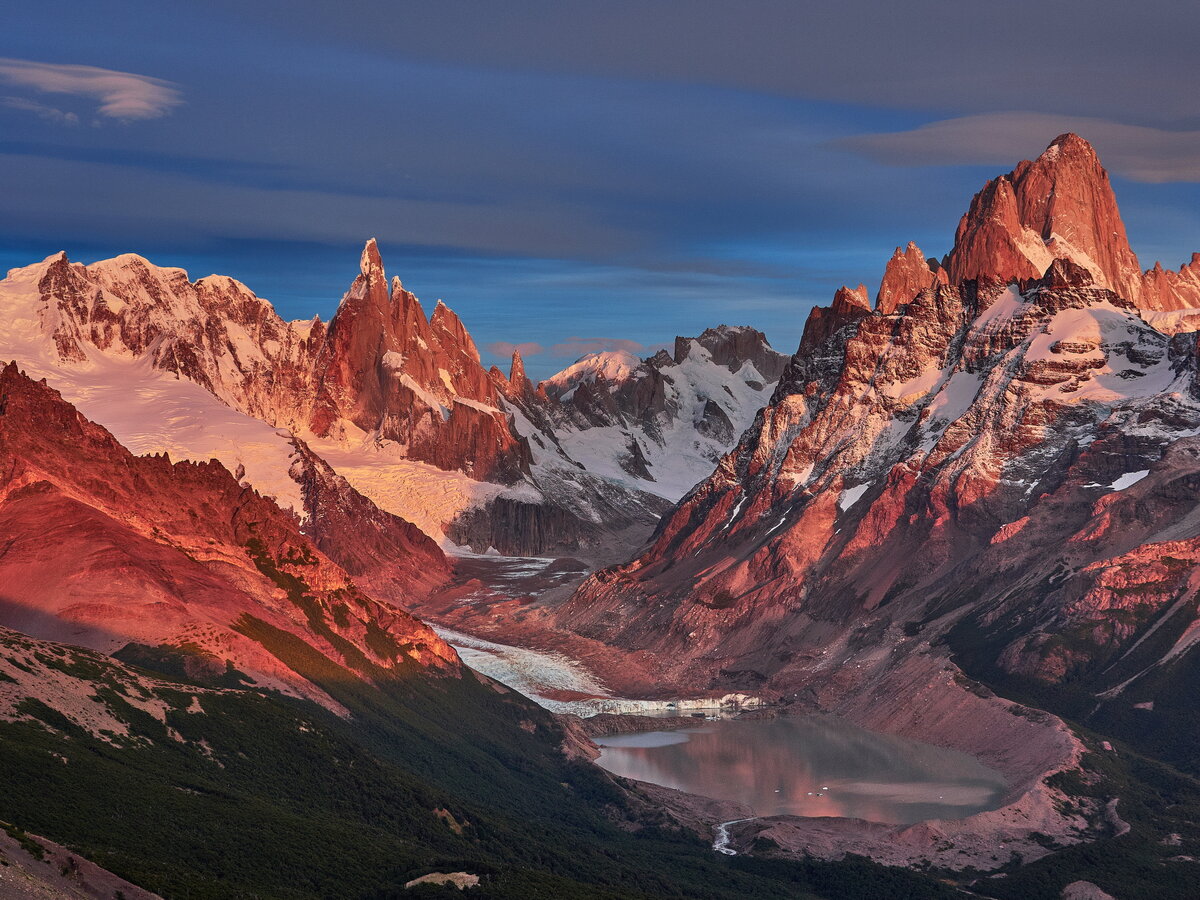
[594, 715, 1008, 825]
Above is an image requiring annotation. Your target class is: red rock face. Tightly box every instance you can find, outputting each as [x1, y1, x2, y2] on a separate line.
[32, 240, 531, 486]
[1140, 253, 1200, 312]
[941, 132, 1200, 313]
[287, 437, 451, 596]
[876, 243, 945, 315]
[304, 240, 533, 483]
[946, 133, 1143, 301]
[797, 284, 873, 355]
[559, 136, 1200, 702]
[0, 362, 459, 707]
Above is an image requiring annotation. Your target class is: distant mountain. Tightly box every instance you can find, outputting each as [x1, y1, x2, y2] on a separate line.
[0, 244, 782, 556]
[502, 325, 787, 501]
[561, 133, 1200, 779]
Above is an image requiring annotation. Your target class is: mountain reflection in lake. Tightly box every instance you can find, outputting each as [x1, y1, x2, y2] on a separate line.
[593, 716, 1008, 825]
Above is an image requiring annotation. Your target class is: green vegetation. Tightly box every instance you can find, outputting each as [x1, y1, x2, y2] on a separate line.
[944, 609, 1200, 898]
[970, 737, 1200, 900]
[113, 642, 255, 689]
[0, 631, 958, 899]
[2, 820, 47, 861]
[12, 534, 1196, 897]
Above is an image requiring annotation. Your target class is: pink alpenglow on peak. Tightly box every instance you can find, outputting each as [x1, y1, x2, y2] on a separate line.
[945, 133, 1141, 298]
[0, 362, 459, 712]
[876, 242, 947, 314]
[561, 132, 1200, 707]
[8, 239, 534, 485]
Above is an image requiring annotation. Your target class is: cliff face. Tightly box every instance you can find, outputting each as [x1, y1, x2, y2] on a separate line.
[1140, 253, 1200, 313]
[0, 362, 458, 709]
[945, 133, 1142, 300]
[559, 136, 1200, 712]
[287, 437, 450, 595]
[944, 131, 1198, 312]
[309, 241, 531, 483]
[877, 243, 947, 315]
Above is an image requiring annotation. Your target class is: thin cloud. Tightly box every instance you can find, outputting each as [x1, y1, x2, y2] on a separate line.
[2, 96, 78, 125]
[838, 112, 1200, 184]
[487, 341, 544, 357]
[0, 58, 181, 122]
[551, 337, 644, 358]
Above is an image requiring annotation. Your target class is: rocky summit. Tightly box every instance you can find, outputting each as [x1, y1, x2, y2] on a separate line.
[560, 136, 1200, 828]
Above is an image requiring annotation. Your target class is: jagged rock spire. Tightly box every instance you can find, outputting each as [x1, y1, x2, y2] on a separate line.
[510, 350, 527, 387]
[945, 133, 1142, 301]
[833, 283, 870, 313]
[360, 237, 384, 277]
[876, 242, 946, 314]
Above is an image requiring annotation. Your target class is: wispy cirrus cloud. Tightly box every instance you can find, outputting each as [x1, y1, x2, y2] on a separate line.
[487, 340, 544, 357]
[0, 58, 181, 122]
[1, 96, 79, 125]
[550, 337, 644, 358]
[838, 112, 1200, 184]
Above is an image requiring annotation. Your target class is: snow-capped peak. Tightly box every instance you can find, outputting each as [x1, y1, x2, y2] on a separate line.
[543, 350, 642, 394]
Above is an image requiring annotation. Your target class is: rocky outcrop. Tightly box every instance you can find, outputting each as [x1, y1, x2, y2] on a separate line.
[287, 438, 451, 598]
[1140, 253, 1200, 312]
[675, 326, 789, 383]
[940, 132, 1200, 313]
[0, 362, 458, 709]
[445, 495, 605, 556]
[876, 243, 947, 315]
[310, 242, 531, 483]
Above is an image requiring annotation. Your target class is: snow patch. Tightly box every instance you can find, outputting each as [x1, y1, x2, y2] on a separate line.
[309, 434, 508, 544]
[1109, 470, 1149, 491]
[543, 350, 642, 393]
[397, 374, 450, 421]
[838, 482, 872, 511]
[0, 271, 306, 515]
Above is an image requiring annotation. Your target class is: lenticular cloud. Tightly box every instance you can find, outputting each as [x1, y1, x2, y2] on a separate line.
[0, 57, 181, 121]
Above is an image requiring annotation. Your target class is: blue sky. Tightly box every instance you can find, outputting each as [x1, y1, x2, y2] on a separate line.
[4, 2, 1200, 378]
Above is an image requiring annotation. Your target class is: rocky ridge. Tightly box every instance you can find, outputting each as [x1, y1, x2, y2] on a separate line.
[2, 245, 781, 556]
[0, 362, 458, 710]
[504, 325, 788, 502]
[562, 134, 1200, 699]
[557, 134, 1200, 865]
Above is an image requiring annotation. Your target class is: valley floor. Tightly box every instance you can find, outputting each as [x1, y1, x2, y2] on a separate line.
[415, 550, 1098, 875]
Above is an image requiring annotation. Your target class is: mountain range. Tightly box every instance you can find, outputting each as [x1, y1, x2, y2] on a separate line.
[3, 133, 1200, 898]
